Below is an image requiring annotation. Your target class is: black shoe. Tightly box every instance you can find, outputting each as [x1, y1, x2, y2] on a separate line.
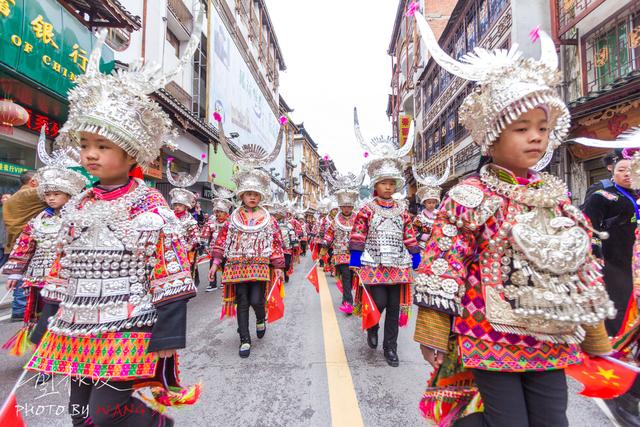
[256, 322, 266, 339]
[384, 349, 399, 367]
[206, 283, 218, 292]
[239, 342, 251, 358]
[606, 395, 640, 427]
[367, 329, 378, 349]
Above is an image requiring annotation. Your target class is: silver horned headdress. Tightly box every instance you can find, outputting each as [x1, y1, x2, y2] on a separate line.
[413, 12, 570, 164]
[35, 126, 88, 200]
[413, 160, 450, 203]
[167, 154, 204, 209]
[57, 2, 204, 169]
[214, 115, 285, 202]
[209, 178, 235, 213]
[354, 107, 413, 188]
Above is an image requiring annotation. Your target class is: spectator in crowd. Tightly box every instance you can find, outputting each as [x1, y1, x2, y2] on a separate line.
[3, 171, 47, 321]
[0, 194, 10, 269]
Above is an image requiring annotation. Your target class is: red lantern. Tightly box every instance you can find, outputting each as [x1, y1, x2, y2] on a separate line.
[0, 99, 29, 135]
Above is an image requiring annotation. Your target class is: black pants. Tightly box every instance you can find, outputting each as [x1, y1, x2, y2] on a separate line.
[300, 241, 307, 255]
[366, 284, 400, 351]
[69, 378, 169, 426]
[284, 254, 292, 282]
[455, 369, 569, 427]
[209, 259, 217, 287]
[235, 282, 266, 343]
[336, 264, 353, 305]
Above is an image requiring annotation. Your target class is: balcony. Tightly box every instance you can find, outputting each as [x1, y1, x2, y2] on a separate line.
[581, 5, 640, 94]
[167, 0, 193, 35]
[557, 0, 607, 37]
[164, 81, 192, 110]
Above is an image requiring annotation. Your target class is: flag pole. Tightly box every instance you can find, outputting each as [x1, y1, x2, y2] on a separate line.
[0, 369, 28, 414]
[602, 355, 640, 374]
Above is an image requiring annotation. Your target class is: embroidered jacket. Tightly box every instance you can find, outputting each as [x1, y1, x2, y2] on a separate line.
[277, 218, 295, 255]
[2, 209, 59, 288]
[413, 209, 437, 246]
[349, 197, 420, 285]
[27, 180, 197, 382]
[413, 166, 613, 372]
[175, 211, 201, 253]
[323, 213, 355, 265]
[201, 216, 228, 256]
[212, 206, 285, 283]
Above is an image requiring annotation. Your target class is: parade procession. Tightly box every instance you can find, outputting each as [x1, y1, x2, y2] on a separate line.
[1, 0, 640, 426]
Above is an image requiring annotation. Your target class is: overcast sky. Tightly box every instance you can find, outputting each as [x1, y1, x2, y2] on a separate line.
[267, 1, 399, 175]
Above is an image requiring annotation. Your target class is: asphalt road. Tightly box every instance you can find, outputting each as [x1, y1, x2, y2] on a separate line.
[0, 254, 615, 426]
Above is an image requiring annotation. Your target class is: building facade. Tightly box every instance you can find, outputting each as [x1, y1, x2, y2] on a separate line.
[401, 0, 554, 197]
[292, 123, 323, 210]
[553, 0, 640, 203]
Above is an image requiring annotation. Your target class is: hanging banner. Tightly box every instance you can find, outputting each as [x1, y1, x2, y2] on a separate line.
[399, 114, 412, 146]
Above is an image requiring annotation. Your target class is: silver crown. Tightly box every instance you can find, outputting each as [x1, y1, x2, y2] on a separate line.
[414, 12, 570, 170]
[167, 154, 204, 209]
[56, 2, 204, 169]
[169, 188, 197, 209]
[232, 168, 272, 201]
[323, 165, 365, 191]
[354, 107, 413, 188]
[35, 126, 88, 199]
[413, 160, 450, 203]
[335, 188, 359, 207]
[212, 197, 233, 213]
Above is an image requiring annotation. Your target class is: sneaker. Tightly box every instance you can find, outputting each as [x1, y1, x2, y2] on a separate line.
[206, 283, 218, 292]
[339, 302, 354, 315]
[256, 322, 266, 339]
[239, 342, 251, 358]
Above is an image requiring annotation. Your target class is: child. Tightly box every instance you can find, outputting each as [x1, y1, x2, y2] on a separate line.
[210, 115, 286, 358]
[167, 157, 204, 284]
[202, 187, 234, 292]
[322, 168, 364, 315]
[349, 108, 421, 367]
[26, 19, 203, 425]
[412, 162, 449, 249]
[270, 202, 295, 283]
[2, 128, 87, 356]
[411, 12, 615, 426]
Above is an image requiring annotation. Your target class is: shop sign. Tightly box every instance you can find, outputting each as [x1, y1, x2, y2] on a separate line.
[0, 0, 114, 98]
[0, 160, 31, 176]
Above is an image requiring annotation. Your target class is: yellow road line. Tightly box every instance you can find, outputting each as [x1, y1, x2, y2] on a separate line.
[318, 266, 364, 427]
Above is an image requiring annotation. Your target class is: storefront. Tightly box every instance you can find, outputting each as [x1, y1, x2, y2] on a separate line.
[0, 0, 113, 193]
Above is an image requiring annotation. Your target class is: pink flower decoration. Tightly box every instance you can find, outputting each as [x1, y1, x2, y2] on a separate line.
[213, 111, 222, 122]
[406, 1, 420, 17]
[167, 156, 174, 163]
[323, 154, 329, 162]
[529, 26, 541, 43]
[211, 172, 217, 178]
[201, 153, 206, 159]
[279, 116, 288, 125]
[363, 152, 369, 158]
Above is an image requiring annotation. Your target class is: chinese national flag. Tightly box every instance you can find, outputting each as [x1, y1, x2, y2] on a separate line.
[0, 393, 26, 427]
[566, 354, 637, 399]
[336, 278, 344, 294]
[361, 286, 381, 330]
[267, 278, 284, 323]
[306, 263, 319, 293]
[311, 244, 319, 261]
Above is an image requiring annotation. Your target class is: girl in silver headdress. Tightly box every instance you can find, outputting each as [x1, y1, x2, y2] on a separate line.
[349, 108, 422, 367]
[201, 183, 234, 292]
[410, 9, 615, 426]
[209, 114, 286, 358]
[2, 127, 88, 357]
[24, 4, 205, 423]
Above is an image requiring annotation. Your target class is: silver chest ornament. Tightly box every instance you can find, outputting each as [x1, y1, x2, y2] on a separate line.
[224, 207, 274, 259]
[361, 203, 411, 268]
[278, 221, 291, 249]
[47, 185, 164, 336]
[333, 214, 354, 254]
[25, 212, 62, 282]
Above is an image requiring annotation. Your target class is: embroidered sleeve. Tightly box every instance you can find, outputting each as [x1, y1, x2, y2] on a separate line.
[186, 223, 201, 250]
[40, 255, 66, 303]
[349, 206, 372, 252]
[200, 221, 212, 244]
[2, 221, 36, 276]
[270, 218, 286, 269]
[414, 193, 483, 316]
[149, 230, 197, 307]
[323, 222, 335, 247]
[211, 222, 230, 262]
[402, 211, 420, 254]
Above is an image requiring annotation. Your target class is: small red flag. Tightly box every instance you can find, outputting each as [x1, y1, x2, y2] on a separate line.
[267, 278, 284, 323]
[0, 392, 26, 427]
[336, 278, 344, 294]
[361, 286, 381, 330]
[311, 244, 319, 261]
[306, 263, 319, 293]
[566, 354, 637, 399]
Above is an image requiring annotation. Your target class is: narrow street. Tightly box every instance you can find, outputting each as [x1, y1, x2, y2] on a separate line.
[0, 254, 615, 426]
